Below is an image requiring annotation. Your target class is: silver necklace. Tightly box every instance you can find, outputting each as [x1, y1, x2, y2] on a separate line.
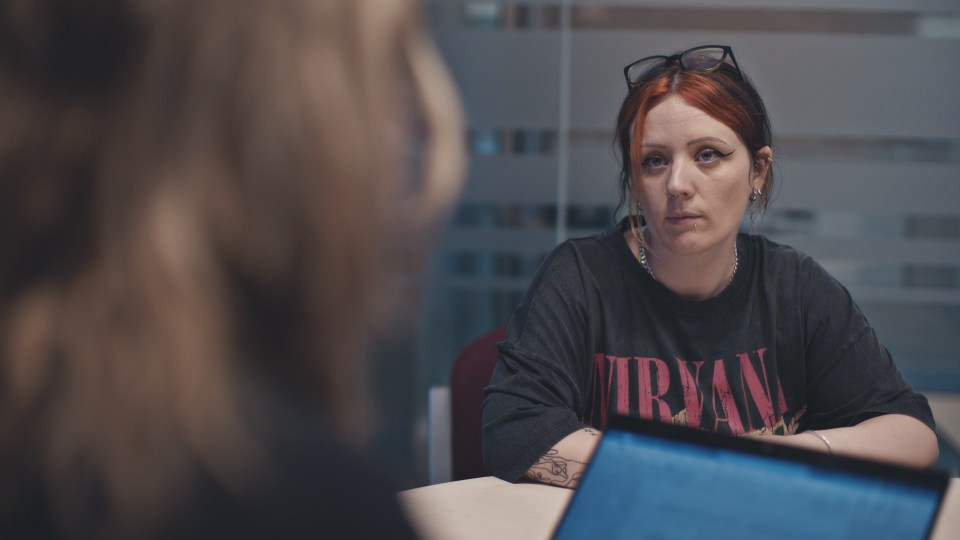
[637, 240, 739, 287]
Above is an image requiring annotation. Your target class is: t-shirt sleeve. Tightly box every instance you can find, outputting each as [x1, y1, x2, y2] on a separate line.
[481, 242, 596, 482]
[797, 257, 935, 432]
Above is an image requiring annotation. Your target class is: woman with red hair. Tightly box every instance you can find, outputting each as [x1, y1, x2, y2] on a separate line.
[482, 46, 938, 487]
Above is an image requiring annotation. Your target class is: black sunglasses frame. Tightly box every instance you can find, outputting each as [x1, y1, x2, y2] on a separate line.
[623, 45, 744, 88]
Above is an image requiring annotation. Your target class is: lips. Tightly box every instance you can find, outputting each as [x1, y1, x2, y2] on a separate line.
[666, 214, 701, 226]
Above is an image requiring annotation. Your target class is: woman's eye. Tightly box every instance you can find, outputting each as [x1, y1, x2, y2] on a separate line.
[696, 148, 720, 162]
[696, 147, 733, 163]
[641, 155, 667, 169]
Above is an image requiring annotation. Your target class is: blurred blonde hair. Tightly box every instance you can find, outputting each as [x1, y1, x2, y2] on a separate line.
[0, 0, 463, 534]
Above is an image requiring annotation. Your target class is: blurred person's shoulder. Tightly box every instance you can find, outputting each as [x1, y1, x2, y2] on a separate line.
[0, 396, 418, 540]
[159, 395, 418, 540]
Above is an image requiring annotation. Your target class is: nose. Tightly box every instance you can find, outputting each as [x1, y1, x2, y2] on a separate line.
[665, 157, 693, 199]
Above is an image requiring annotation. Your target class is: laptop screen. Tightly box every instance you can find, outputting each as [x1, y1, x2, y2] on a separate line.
[553, 416, 948, 540]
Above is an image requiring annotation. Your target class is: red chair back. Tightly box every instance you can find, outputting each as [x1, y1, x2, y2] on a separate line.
[450, 325, 507, 481]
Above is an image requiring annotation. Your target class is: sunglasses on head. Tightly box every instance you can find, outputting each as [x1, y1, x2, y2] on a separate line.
[623, 45, 744, 88]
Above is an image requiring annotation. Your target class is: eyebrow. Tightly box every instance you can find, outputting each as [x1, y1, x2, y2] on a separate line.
[640, 137, 733, 150]
[686, 136, 732, 147]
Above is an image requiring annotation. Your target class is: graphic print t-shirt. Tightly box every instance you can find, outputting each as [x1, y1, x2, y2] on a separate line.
[481, 223, 934, 482]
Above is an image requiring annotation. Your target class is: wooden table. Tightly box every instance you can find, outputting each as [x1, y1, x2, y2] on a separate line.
[399, 476, 960, 540]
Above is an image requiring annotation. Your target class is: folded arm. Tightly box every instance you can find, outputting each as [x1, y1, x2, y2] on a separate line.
[523, 427, 601, 488]
[525, 413, 937, 491]
[749, 413, 939, 468]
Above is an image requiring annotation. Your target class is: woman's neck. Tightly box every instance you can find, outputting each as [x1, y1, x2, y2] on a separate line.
[627, 229, 738, 301]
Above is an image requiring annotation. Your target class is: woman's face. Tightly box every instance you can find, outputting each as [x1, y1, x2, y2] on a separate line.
[635, 95, 770, 257]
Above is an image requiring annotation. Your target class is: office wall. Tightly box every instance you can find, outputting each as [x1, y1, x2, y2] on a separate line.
[412, 0, 960, 481]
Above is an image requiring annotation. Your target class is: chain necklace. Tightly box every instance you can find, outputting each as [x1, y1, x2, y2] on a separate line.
[637, 239, 739, 287]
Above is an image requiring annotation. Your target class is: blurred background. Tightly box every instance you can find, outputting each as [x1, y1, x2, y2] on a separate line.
[379, 0, 960, 487]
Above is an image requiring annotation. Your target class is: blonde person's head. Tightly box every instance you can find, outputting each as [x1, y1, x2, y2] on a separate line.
[0, 0, 463, 535]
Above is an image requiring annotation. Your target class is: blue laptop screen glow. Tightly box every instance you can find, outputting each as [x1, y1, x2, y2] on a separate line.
[554, 428, 942, 540]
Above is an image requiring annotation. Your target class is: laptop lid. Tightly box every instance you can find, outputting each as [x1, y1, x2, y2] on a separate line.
[553, 415, 949, 540]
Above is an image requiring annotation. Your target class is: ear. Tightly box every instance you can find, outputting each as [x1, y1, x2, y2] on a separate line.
[751, 146, 773, 191]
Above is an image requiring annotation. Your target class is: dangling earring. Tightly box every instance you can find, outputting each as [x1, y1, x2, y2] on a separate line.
[749, 187, 761, 202]
[637, 201, 647, 226]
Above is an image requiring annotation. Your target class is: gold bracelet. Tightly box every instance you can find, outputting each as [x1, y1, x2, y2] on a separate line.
[806, 430, 833, 454]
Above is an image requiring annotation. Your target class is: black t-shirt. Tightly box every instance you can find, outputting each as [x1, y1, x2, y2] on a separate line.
[482, 221, 935, 482]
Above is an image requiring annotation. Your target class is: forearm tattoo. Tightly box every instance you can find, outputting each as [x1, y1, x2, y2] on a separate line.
[524, 428, 599, 488]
